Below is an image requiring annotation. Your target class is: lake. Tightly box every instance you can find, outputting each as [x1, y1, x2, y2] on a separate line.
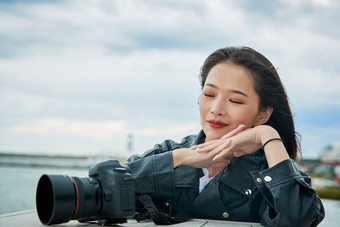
[0, 165, 339, 226]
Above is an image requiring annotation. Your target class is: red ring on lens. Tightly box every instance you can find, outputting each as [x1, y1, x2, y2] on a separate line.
[71, 177, 79, 220]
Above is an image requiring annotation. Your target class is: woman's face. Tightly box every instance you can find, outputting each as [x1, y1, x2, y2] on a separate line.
[199, 61, 264, 142]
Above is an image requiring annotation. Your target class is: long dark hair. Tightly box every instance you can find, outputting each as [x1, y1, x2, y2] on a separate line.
[199, 47, 300, 160]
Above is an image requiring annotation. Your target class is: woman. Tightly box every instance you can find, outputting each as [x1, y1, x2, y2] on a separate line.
[126, 47, 325, 226]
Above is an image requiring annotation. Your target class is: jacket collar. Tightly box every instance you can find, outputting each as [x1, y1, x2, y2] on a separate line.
[189, 130, 206, 147]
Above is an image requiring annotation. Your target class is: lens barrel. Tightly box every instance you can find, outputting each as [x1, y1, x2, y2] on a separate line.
[36, 174, 99, 225]
[36, 174, 76, 225]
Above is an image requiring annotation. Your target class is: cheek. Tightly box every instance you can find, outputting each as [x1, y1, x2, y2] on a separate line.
[198, 97, 208, 115]
[234, 107, 259, 125]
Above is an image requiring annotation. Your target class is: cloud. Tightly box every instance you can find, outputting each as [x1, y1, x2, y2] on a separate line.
[8, 117, 200, 139]
[0, 0, 339, 158]
[0, 0, 213, 55]
[9, 118, 127, 140]
[283, 67, 340, 108]
[5, 117, 200, 156]
[137, 122, 201, 137]
[0, 48, 203, 123]
[280, 0, 340, 9]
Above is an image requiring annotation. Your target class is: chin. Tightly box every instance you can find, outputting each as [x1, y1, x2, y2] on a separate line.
[204, 131, 225, 141]
[204, 126, 234, 140]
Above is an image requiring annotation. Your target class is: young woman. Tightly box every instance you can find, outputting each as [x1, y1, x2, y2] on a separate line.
[126, 47, 325, 226]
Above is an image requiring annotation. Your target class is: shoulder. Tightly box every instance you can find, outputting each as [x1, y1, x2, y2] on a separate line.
[154, 130, 205, 152]
[126, 130, 204, 162]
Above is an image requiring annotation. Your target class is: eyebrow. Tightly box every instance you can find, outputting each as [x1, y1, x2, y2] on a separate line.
[205, 83, 249, 97]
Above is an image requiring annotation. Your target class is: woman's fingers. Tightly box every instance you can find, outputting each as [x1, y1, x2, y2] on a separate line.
[191, 125, 245, 152]
[184, 140, 235, 168]
[211, 139, 233, 161]
[185, 149, 227, 168]
[197, 139, 232, 157]
[191, 140, 216, 152]
[195, 124, 244, 153]
[221, 124, 245, 139]
[213, 129, 261, 161]
[192, 139, 223, 153]
[188, 126, 264, 165]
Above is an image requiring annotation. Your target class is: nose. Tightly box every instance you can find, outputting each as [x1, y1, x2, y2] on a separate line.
[210, 97, 225, 116]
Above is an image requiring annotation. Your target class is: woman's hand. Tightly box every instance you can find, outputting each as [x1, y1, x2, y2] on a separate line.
[173, 125, 245, 169]
[210, 126, 263, 161]
[201, 125, 289, 168]
[173, 124, 289, 169]
[191, 124, 247, 160]
[172, 144, 231, 169]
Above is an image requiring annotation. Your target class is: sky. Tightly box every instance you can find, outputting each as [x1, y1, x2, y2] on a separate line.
[0, 0, 339, 159]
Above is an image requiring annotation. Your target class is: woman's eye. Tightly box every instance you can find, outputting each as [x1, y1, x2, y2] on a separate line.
[229, 99, 243, 104]
[204, 93, 214, 97]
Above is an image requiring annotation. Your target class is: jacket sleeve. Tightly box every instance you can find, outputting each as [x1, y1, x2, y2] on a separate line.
[125, 142, 176, 203]
[251, 159, 325, 227]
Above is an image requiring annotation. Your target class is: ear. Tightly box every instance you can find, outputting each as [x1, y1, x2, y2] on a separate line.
[254, 107, 273, 126]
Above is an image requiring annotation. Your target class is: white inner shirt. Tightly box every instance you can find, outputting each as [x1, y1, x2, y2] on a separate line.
[199, 168, 214, 193]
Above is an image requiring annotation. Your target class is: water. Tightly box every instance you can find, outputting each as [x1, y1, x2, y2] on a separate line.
[0, 165, 88, 215]
[1, 165, 339, 226]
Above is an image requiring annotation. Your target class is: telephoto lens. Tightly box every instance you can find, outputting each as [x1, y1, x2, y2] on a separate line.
[36, 174, 99, 225]
[36, 160, 136, 225]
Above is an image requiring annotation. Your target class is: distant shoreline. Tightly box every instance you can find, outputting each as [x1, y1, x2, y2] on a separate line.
[0, 162, 90, 169]
[0, 152, 127, 169]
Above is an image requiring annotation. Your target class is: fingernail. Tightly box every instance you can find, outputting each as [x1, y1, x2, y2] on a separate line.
[195, 148, 200, 152]
[238, 124, 245, 129]
[213, 154, 219, 161]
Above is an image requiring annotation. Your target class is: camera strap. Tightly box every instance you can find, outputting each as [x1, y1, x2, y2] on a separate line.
[130, 177, 185, 225]
[138, 194, 182, 225]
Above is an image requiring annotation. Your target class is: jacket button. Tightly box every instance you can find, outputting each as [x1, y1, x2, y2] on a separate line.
[256, 177, 262, 183]
[245, 189, 252, 195]
[222, 212, 229, 218]
[264, 176, 272, 182]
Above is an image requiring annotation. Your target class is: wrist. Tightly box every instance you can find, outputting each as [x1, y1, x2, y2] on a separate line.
[262, 138, 284, 149]
[257, 125, 281, 146]
[172, 148, 186, 168]
[257, 125, 289, 167]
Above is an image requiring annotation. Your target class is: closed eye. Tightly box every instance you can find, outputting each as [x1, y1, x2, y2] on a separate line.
[204, 93, 215, 97]
[229, 99, 243, 104]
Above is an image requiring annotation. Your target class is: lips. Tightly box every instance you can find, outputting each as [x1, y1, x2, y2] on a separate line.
[207, 120, 228, 129]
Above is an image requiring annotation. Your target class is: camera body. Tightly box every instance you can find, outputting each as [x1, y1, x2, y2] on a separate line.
[36, 160, 136, 225]
[88, 160, 136, 223]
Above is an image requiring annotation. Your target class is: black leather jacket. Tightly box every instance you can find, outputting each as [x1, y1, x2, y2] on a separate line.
[126, 130, 325, 227]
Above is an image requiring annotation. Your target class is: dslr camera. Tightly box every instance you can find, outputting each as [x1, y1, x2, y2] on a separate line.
[36, 160, 136, 225]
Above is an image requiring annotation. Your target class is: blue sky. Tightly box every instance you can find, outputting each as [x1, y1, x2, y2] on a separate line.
[0, 0, 339, 159]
